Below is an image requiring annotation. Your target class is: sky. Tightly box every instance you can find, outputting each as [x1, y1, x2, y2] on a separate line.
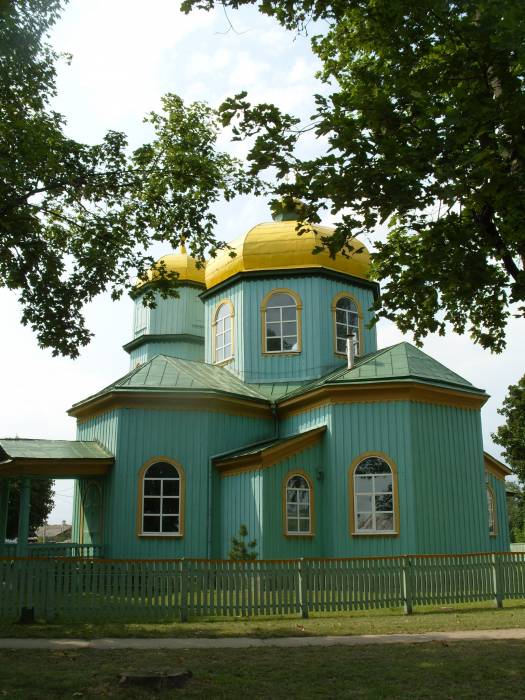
[1, 0, 523, 523]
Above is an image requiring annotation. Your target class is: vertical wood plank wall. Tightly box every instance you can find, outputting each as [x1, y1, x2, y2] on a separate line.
[204, 275, 377, 383]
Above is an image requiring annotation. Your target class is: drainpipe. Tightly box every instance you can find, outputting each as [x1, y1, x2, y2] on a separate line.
[206, 403, 279, 558]
[0, 480, 10, 552]
[346, 332, 356, 369]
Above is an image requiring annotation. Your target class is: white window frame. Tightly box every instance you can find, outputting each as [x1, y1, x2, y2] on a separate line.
[264, 292, 299, 353]
[285, 474, 312, 535]
[335, 296, 360, 355]
[214, 302, 233, 364]
[353, 457, 395, 534]
[142, 462, 181, 535]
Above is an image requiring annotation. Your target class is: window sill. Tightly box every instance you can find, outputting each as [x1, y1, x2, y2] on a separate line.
[284, 532, 315, 538]
[137, 533, 184, 539]
[351, 531, 399, 537]
[214, 357, 234, 367]
[263, 350, 301, 356]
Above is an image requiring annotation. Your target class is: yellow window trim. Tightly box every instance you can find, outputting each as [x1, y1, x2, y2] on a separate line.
[282, 469, 316, 538]
[261, 287, 302, 355]
[136, 456, 185, 539]
[212, 299, 235, 365]
[486, 481, 498, 537]
[78, 480, 103, 546]
[332, 291, 364, 356]
[348, 451, 400, 537]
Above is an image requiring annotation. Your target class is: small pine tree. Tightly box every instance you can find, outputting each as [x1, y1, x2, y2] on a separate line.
[229, 524, 257, 560]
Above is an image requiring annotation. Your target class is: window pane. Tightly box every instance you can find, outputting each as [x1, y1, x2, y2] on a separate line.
[144, 497, 160, 514]
[266, 307, 280, 322]
[146, 462, 178, 478]
[336, 338, 347, 353]
[288, 475, 308, 489]
[216, 346, 225, 362]
[336, 309, 346, 323]
[375, 475, 393, 493]
[298, 490, 310, 504]
[223, 330, 231, 346]
[163, 480, 179, 496]
[287, 519, 298, 533]
[336, 323, 348, 338]
[376, 513, 394, 531]
[355, 457, 391, 475]
[348, 312, 358, 327]
[282, 306, 297, 321]
[282, 321, 297, 336]
[355, 475, 373, 493]
[216, 303, 230, 321]
[375, 494, 393, 512]
[287, 504, 297, 517]
[299, 519, 310, 533]
[143, 515, 160, 532]
[282, 337, 297, 351]
[162, 497, 179, 515]
[298, 504, 310, 518]
[144, 480, 161, 496]
[267, 337, 281, 352]
[337, 297, 355, 312]
[162, 516, 179, 533]
[357, 513, 373, 530]
[356, 494, 373, 512]
[266, 322, 281, 338]
[287, 489, 297, 503]
[267, 293, 294, 308]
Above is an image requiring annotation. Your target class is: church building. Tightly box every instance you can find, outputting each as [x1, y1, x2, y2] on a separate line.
[0, 203, 511, 559]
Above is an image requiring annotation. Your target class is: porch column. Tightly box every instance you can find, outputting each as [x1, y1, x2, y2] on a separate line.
[15, 478, 31, 557]
[0, 479, 10, 548]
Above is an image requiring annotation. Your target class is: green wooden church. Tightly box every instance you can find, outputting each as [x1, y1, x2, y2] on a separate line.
[0, 204, 511, 559]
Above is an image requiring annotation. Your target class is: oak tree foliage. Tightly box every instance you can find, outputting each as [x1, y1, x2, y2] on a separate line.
[493, 375, 525, 484]
[6, 479, 55, 539]
[1, 0, 259, 356]
[183, 0, 525, 351]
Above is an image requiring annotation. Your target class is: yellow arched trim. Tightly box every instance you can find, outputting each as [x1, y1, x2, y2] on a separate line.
[282, 469, 315, 538]
[486, 482, 497, 537]
[332, 291, 364, 357]
[212, 299, 235, 365]
[136, 456, 185, 539]
[261, 288, 303, 355]
[348, 451, 400, 537]
[78, 481, 103, 546]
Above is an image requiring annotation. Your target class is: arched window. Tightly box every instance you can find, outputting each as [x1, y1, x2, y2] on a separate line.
[285, 474, 312, 535]
[487, 485, 497, 536]
[263, 290, 301, 353]
[140, 460, 183, 536]
[334, 294, 360, 355]
[352, 455, 396, 534]
[214, 301, 233, 363]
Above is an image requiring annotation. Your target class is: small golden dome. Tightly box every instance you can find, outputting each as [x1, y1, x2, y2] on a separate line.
[205, 217, 370, 290]
[140, 246, 205, 287]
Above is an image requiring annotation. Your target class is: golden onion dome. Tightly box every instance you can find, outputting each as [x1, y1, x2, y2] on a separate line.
[139, 245, 205, 288]
[205, 205, 370, 290]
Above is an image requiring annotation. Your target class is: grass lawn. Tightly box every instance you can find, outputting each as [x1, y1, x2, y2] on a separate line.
[0, 600, 525, 639]
[0, 641, 524, 698]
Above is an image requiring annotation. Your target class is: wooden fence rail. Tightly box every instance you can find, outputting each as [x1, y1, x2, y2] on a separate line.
[1, 552, 524, 623]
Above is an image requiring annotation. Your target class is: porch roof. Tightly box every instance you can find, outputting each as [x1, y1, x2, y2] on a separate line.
[0, 439, 114, 478]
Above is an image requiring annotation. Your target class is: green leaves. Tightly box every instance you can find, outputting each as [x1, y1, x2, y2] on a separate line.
[493, 375, 525, 484]
[184, 0, 525, 351]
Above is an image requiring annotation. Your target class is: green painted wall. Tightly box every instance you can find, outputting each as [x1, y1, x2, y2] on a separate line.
[204, 274, 377, 384]
[76, 407, 272, 559]
[129, 286, 205, 366]
[487, 472, 510, 551]
[128, 339, 203, 367]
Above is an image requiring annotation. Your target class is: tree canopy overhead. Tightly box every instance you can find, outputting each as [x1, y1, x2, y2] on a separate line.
[1, 0, 258, 357]
[184, 0, 525, 351]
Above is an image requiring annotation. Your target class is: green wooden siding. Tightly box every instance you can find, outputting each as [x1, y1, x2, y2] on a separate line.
[128, 339, 204, 366]
[487, 472, 510, 551]
[130, 287, 205, 366]
[204, 275, 377, 384]
[76, 407, 272, 559]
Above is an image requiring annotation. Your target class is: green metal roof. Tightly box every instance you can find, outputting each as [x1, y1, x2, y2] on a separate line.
[215, 426, 326, 461]
[280, 342, 486, 401]
[72, 355, 269, 410]
[0, 439, 113, 461]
